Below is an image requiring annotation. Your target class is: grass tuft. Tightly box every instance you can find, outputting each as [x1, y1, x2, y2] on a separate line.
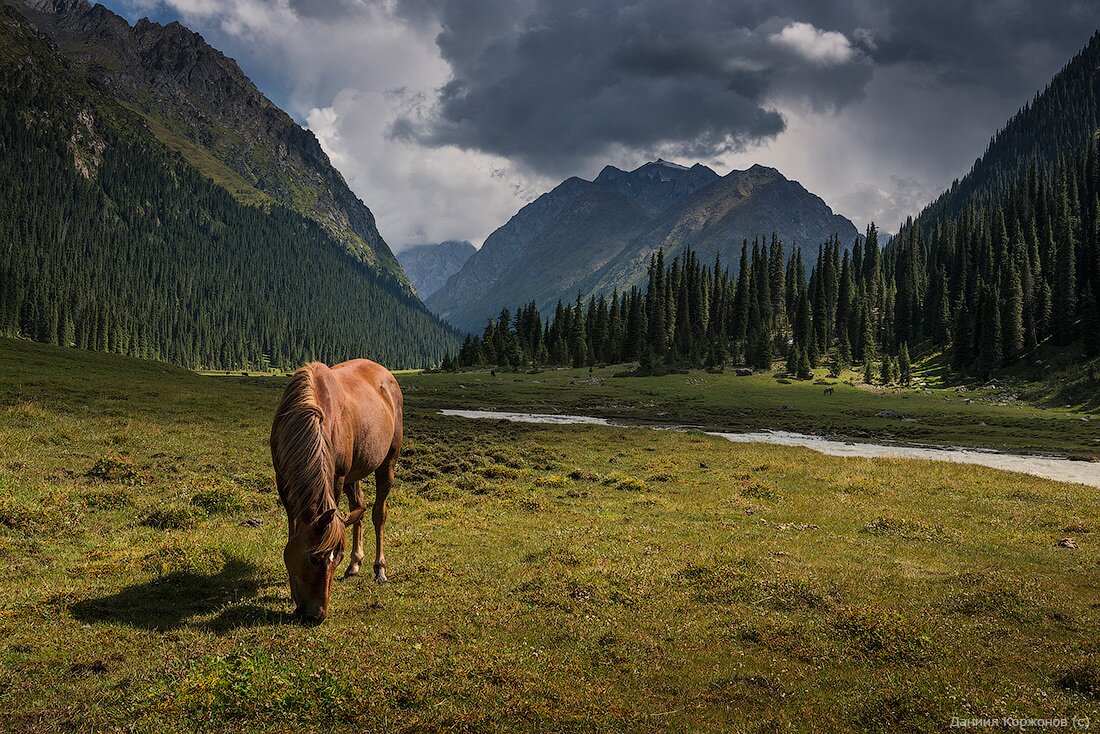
[142, 506, 200, 530]
[862, 516, 945, 542]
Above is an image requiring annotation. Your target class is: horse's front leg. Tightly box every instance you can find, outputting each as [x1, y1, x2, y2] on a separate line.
[372, 455, 395, 584]
[343, 479, 366, 578]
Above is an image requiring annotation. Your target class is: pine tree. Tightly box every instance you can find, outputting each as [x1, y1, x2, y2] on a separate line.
[898, 343, 912, 386]
[796, 345, 812, 379]
[786, 344, 801, 377]
[1082, 284, 1100, 359]
[1053, 175, 1079, 344]
[880, 354, 893, 385]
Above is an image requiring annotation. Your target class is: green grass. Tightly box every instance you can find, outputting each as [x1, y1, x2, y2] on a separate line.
[1, 337, 1098, 732]
[402, 363, 1100, 458]
[132, 105, 273, 209]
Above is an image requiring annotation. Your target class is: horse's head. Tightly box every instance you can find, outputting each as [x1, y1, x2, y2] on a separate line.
[284, 506, 365, 623]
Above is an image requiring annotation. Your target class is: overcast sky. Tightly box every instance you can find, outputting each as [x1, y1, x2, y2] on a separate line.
[105, 0, 1100, 249]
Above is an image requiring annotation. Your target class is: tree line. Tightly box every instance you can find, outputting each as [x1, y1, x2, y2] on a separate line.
[449, 183, 1096, 380]
[449, 230, 913, 382]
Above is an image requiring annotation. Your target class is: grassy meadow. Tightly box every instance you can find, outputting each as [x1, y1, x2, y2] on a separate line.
[400, 361, 1100, 459]
[1, 337, 1098, 732]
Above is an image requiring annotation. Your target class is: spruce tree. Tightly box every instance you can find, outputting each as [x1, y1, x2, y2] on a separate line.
[786, 344, 801, 376]
[898, 343, 912, 386]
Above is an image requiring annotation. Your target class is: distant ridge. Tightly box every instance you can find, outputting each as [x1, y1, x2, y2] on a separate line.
[397, 241, 477, 300]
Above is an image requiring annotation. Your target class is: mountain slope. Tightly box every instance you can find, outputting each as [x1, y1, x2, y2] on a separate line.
[397, 241, 476, 300]
[428, 160, 857, 332]
[0, 1, 457, 368]
[914, 31, 1100, 228]
[587, 164, 858, 296]
[14, 0, 410, 291]
[882, 32, 1100, 380]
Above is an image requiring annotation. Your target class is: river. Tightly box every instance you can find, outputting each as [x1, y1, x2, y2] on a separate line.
[438, 409, 1100, 488]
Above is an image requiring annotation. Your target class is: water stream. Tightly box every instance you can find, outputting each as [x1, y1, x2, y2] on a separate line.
[438, 409, 1100, 488]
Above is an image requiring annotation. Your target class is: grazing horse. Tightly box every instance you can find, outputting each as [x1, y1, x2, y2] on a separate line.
[270, 359, 403, 623]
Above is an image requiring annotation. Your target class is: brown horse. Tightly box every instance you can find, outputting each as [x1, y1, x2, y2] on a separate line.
[270, 359, 403, 623]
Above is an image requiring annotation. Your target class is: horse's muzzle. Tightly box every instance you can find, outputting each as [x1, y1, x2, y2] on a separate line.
[295, 604, 327, 625]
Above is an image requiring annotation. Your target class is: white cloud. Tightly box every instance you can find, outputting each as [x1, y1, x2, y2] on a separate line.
[768, 21, 856, 66]
[306, 91, 549, 248]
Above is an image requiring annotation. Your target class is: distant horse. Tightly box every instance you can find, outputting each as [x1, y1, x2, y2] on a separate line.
[270, 359, 403, 623]
[823, 387, 834, 395]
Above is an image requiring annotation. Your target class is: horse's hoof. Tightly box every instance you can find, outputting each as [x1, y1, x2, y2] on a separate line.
[374, 570, 388, 584]
[343, 569, 360, 580]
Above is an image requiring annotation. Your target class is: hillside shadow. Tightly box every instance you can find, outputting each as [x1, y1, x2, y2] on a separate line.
[70, 557, 291, 632]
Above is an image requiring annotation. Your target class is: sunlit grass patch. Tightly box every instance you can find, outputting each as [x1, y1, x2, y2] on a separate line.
[838, 476, 883, 496]
[862, 516, 946, 542]
[142, 506, 200, 530]
[190, 484, 244, 514]
[740, 481, 780, 501]
[941, 571, 1046, 622]
[3, 340, 1100, 731]
[835, 607, 933, 661]
[82, 486, 133, 510]
[602, 471, 646, 491]
[85, 455, 143, 484]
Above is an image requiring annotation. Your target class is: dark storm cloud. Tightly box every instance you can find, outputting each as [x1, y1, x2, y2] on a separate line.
[390, 0, 872, 173]
[391, 0, 1100, 175]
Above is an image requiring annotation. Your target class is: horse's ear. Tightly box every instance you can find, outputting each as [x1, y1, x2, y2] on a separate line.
[345, 508, 366, 526]
[312, 507, 338, 530]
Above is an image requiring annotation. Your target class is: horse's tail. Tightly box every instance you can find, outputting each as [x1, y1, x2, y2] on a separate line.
[271, 364, 341, 550]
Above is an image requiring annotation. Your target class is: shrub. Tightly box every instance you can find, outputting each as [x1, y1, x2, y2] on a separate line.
[740, 482, 780, 501]
[86, 456, 140, 484]
[142, 506, 199, 530]
[602, 472, 646, 491]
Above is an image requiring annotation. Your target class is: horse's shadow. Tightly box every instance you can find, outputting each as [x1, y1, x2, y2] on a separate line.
[70, 558, 296, 632]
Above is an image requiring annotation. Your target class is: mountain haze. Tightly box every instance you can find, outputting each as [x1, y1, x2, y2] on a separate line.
[397, 241, 476, 300]
[428, 160, 857, 332]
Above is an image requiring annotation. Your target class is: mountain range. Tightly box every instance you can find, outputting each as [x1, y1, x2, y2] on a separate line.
[427, 160, 857, 332]
[397, 241, 476, 300]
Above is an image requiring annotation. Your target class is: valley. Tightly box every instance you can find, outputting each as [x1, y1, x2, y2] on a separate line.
[1, 337, 1098, 732]
[2, 1, 1100, 731]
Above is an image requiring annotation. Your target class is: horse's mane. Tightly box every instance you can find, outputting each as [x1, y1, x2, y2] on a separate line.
[272, 364, 345, 554]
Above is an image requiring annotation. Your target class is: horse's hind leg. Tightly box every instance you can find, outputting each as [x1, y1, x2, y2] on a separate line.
[343, 479, 366, 578]
[372, 452, 396, 584]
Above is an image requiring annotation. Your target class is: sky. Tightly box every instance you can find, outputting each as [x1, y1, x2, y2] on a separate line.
[102, 0, 1100, 249]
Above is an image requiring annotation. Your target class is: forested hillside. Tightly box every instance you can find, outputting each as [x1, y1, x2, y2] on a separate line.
[15, 0, 410, 289]
[886, 30, 1100, 376]
[0, 4, 458, 369]
[452, 32, 1100, 386]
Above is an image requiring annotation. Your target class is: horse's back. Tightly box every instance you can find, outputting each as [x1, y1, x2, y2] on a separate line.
[320, 359, 403, 475]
